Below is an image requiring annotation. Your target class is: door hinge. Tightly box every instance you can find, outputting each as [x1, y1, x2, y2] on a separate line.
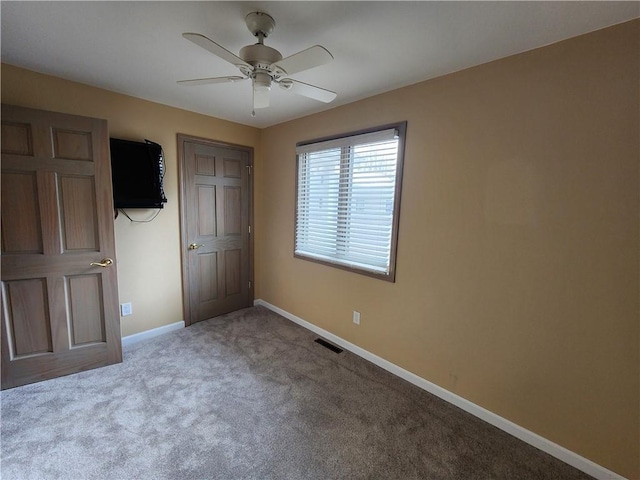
[249, 280, 252, 289]
[248, 225, 251, 234]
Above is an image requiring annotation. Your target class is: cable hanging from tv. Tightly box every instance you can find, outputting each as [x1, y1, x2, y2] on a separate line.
[117, 208, 162, 223]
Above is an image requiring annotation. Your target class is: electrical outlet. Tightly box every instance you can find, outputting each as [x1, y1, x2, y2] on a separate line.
[120, 302, 133, 316]
[353, 311, 361, 325]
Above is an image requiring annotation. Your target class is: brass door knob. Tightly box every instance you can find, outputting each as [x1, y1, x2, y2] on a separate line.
[90, 258, 114, 267]
[189, 243, 204, 250]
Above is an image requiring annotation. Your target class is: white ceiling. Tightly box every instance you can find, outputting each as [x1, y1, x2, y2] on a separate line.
[2, 1, 638, 128]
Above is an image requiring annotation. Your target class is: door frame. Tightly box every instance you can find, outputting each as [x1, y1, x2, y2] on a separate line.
[177, 133, 254, 326]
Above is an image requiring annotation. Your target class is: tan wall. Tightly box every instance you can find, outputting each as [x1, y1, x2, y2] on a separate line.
[1, 64, 261, 337]
[257, 21, 639, 478]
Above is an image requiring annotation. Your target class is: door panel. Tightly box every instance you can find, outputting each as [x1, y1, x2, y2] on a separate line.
[223, 157, 242, 178]
[1, 172, 42, 253]
[224, 186, 242, 235]
[196, 154, 216, 176]
[4, 278, 52, 356]
[59, 175, 99, 251]
[224, 249, 241, 296]
[197, 185, 216, 236]
[52, 128, 93, 161]
[179, 135, 252, 325]
[1, 105, 121, 389]
[1, 122, 33, 156]
[68, 274, 105, 345]
[198, 253, 219, 302]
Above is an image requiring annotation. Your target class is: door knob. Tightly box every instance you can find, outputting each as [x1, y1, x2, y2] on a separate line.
[90, 258, 113, 267]
[189, 243, 204, 250]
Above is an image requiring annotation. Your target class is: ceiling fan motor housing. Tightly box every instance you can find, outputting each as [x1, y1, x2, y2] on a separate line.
[239, 44, 283, 72]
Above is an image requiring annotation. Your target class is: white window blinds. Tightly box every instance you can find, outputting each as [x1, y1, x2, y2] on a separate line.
[295, 125, 404, 279]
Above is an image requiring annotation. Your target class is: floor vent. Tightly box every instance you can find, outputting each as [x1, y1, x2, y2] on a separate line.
[315, 338, 343, 354]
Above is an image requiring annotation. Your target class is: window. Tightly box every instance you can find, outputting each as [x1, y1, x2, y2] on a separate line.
[295, 122, 406, 282]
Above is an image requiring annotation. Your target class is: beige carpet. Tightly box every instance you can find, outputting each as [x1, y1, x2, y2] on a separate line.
[1, 306, 593, 479]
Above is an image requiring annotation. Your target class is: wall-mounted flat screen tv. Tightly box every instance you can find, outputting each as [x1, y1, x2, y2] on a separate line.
[110, 138, 167, 209]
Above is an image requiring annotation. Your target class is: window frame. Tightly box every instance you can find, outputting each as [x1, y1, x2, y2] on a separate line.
[294, 121, 407, 282]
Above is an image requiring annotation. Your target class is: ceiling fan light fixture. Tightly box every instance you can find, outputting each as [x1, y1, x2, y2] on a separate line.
[253, 71, 271, 109]
[253, 71, 271, 91]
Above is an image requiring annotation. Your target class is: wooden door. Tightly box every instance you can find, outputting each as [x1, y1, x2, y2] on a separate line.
[1, 105, 121, 390]
[178, 135, 253, 325]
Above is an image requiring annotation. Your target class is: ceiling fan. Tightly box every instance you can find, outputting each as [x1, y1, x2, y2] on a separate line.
[179, 12, 337, 116]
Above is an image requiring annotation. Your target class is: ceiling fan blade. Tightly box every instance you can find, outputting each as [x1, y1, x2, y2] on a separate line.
[182, 33, 251, 68]
[177, 76, 245, 86]
[280, 79, 337, 103]
[272, 45, 333, 76]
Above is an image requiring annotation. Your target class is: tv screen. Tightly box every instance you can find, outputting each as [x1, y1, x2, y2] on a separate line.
[109, 138, 167, 209]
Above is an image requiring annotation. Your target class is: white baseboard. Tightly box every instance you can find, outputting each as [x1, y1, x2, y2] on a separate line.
[121, 320, 185, 348]
[254, 299, 626, 480]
